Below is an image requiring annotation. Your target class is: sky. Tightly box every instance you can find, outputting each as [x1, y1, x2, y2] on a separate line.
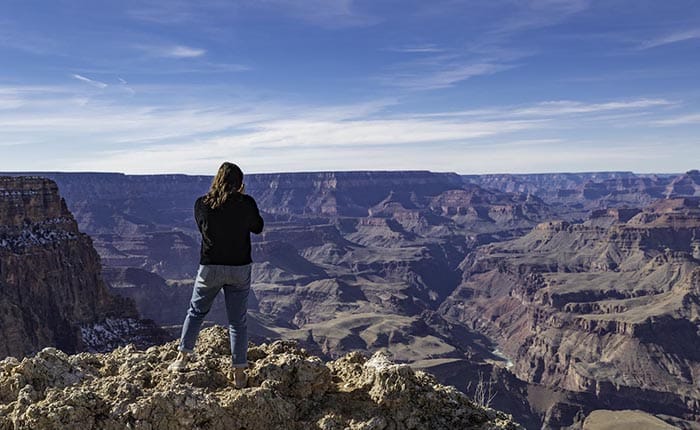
[0, 0, 699, 175]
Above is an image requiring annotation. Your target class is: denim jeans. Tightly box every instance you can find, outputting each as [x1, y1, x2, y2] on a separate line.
[178, 264, 251, 368]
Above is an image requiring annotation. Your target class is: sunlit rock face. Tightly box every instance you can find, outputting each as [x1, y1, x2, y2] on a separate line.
[440, 196, 700, 423]
[0, 176, 167, 359]
[0, 326, 522, 430]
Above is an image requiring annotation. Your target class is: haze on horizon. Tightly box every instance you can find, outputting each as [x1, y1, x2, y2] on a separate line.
[1, 0, 699, 175]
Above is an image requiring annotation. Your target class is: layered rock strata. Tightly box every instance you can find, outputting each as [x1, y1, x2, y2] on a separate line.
[8, 170, 700, 427]
[441, 197, 700, 425]
[463, 171, 699, 217]
[9, 172, 550, 360]
[0, 176, 167, 358]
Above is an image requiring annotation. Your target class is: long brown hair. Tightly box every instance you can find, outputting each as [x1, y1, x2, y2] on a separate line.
[203, 162, 244, 209]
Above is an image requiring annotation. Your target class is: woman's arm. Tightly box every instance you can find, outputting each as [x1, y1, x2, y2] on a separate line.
[194, 197, 205, 233]
[248, 198, 264, 234]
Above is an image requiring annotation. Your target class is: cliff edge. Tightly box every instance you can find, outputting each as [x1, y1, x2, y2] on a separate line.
[0, 326, 521, 430]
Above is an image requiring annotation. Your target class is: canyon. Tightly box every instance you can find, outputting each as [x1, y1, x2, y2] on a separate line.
[441, 195, 700, 426]
[2, 169, 699, 428]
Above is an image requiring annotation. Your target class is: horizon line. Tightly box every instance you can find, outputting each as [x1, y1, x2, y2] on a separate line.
[0, 169, 688, 177]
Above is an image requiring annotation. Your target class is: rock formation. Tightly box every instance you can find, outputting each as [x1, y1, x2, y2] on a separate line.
[4, 170, 700, 428]
[0, 176, 167, 359]
[665, 170, 700, 199]
[462, 172, 700, 221]
[441, 196, 700, 426]
[0, 326, 521, 430]
[462, 171, 639, 200]
[10, 172, 550, 362]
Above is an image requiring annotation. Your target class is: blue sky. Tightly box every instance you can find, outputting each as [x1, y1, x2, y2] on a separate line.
[0, 0, 699, 174]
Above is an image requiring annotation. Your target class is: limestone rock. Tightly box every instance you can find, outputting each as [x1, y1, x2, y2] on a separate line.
[0, 326, 522, 430]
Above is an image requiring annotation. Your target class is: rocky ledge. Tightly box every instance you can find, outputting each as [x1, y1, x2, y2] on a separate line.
[0, 326, 521, 430]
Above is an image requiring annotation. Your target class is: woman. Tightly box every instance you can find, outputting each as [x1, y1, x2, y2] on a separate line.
[168, 162, 264, 389]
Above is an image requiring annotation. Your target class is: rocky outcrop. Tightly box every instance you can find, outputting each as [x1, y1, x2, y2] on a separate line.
[0, 176, 167, 359]
[665, 170, 700, 198]
[5, 173, 212, 279]
[441, 197, 700, 425]
[0, 326, 521, 430]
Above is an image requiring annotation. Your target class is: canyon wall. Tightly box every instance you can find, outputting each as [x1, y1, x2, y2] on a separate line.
[441, 196, 700, 424]
[0, 176, 167, 358]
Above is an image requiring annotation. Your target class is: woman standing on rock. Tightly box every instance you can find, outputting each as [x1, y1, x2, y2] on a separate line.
[168, 162, 264, 389]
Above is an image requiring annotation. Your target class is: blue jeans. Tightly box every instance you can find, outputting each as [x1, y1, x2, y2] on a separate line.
[178, 264, 251, 368]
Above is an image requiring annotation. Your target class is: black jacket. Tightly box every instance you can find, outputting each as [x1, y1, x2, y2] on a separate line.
[195, 193, 264, 266]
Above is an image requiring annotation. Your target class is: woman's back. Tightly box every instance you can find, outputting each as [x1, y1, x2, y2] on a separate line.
[195, 192, 264, 266]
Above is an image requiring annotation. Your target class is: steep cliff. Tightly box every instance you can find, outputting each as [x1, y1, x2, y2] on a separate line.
[441, 197, 700, 425]
[0, 326, 522, 430]
[665, 170, 700, 198]
[0, 176, 167, 359]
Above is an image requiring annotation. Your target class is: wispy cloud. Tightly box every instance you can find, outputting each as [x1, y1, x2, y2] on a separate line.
[144, 45, 207, 58]
[409, 98, 676, 119]
[0, 83, 542, 173]
[127, 0, 379, 31]
[168, 45, 206, 58]
[74, 61, 250, 76]
[387, 44, 445, 53]
[0, 81, 691, 174]
[0, 96, 24, 110]
[0, 87, 537, 147]
[512, 98, 675, 116]
[383, 61, 514, 90]
[251, 0, 380, 28]
[220, 118, 541, 149]
[66, 132, 688, 175]
[117, 77, 136, 96]
[71, 74, 108, 89]
[0, 86, 75, 95]
[378, 0, 590, 92]
[489, 0, 591, 35]
[653, 113, 700, 126]
[562, 67, 697, 83]
[63, 116, 543, 174]
[640, 29, 700, 50]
